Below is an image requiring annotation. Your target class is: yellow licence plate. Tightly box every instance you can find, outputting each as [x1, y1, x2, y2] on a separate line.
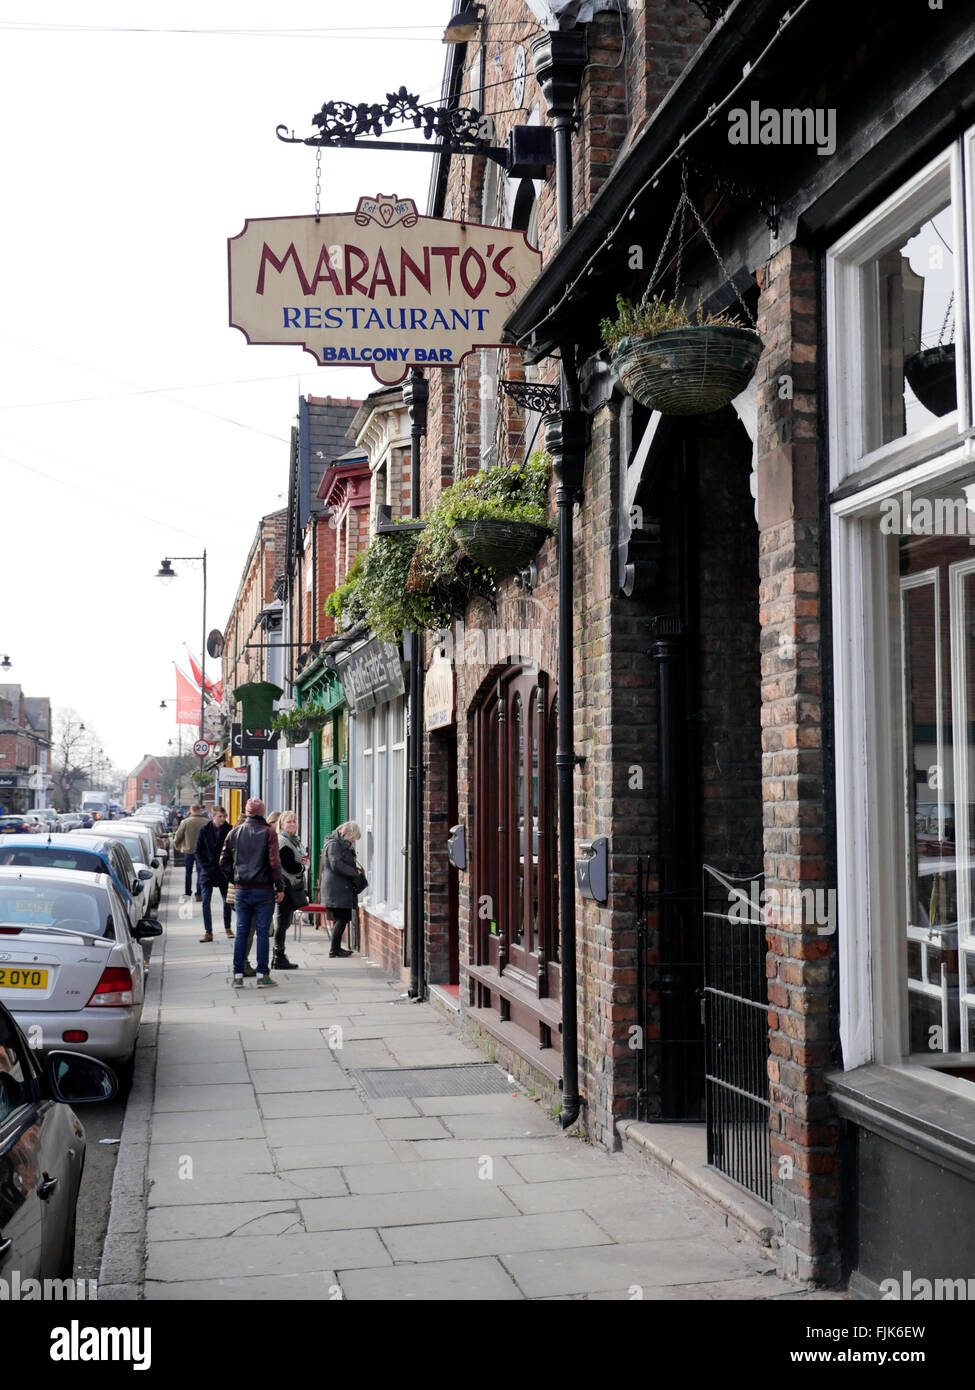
[0, 967, 49, 989]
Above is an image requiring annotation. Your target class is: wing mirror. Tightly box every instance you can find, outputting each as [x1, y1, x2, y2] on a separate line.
[132, 880, 144, 896]
[151, 858, 160, 868]
[45, 1050, 117, 1104]
[134, 918, 164, 939]
[138, 869, 153, 881]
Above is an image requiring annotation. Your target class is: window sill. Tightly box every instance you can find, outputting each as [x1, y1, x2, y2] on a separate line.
[359, 899, 404, 931]
[828, 1062, 975, 1182]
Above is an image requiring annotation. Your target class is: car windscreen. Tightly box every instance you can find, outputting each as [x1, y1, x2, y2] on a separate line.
[103, 835, 148, 863]
[0, 847, 105, 874]
[0, 878, 111, 936]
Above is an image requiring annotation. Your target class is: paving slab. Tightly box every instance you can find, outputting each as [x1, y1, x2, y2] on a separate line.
[440, 1112, 561, 1140]
[413, 1093, 537, 1116]
[238, 1028, 332, 1049]
[147, 1169, 347, 1207]
[147, 1201, 302, 1241]
[154, 1083, 258, 1113]
[362, 1097, 418, 1118]
[300, 1186, 519, 1231]
[273, 1140, 404, 1170]
[500, 1237, 771, 1298]
[342, 1155, 522, 1194]
[377, 1117, 451, 1141]
[339, 1257, 523, 1302]
[257, 1091, 369, 1120]
[145, 1273, 341, 1300]
[506, 1149, 622, 1182]
[149, 1107, 265, 1145]
[148, 1139, 273, 1180]
[380, 1210, 613, 1263]
[155, 1042, 245, 1066]
[153, 1063, 253, 1088]
[250, 1068, 356, 1093]
[146, 1229, 391, 1281]
[402, 1137, 565, 1161]
[241, 1049, 343, 1071]
[501, 1174, 681, 1216]
[263, 1115, 386, 1147]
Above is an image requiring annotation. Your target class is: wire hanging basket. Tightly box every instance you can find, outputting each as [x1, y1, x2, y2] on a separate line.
[904, 294, 956, 417]
[451, 519, 550, 575]
[611, 324, 763, 415]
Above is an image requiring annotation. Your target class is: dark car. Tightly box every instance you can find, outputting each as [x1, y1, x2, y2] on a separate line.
[0, 816, 38, 836]
[0, 998, 115, 1281]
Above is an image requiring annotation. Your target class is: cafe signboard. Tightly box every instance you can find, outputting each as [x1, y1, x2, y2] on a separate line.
[229, 194, 541, 386]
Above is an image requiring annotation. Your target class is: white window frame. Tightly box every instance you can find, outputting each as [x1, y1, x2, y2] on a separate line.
[827, 142, 970, 494]
[830, 127, 975, 1089]
[348, 696, 407, 928]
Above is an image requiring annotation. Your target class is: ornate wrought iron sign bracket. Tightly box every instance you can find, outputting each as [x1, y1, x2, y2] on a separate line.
[499, 379, 562, 418]
[277, 86, 553, 176]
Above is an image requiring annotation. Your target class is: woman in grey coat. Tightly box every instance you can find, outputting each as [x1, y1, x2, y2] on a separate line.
[320, 821, 362, 958]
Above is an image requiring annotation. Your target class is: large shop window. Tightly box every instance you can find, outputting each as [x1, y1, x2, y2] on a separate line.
[830, 128, 975, 1082]
[350, 696, 406, 925]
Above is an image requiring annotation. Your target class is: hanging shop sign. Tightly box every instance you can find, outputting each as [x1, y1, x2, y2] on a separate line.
[334, 636, 405, 713]
[228, 195, 542, 386]
[425, 651, 455, 731]
[217, 767, 250, 787]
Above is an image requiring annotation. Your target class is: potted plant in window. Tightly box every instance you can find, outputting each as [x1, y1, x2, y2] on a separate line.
[600, 294, 763, 415]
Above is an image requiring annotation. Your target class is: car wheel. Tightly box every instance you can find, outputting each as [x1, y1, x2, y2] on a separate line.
[113, 1049, 136, 1098]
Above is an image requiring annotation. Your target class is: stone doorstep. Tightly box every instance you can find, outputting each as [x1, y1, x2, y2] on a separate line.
[616, 1120, 777, 1251]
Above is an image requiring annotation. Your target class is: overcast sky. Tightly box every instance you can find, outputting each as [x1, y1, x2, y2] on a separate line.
[0, 1, 450, 777]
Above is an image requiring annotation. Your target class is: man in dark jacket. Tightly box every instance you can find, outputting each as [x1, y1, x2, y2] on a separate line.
[220, 797, 284, 988]
[196, 804, 232, 943]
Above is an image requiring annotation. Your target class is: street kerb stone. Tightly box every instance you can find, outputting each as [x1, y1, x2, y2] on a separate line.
[146, 1229, 391, 1281]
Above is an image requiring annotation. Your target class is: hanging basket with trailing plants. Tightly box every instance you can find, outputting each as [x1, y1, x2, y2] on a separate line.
[602, 295, 763, 415]
[271, 707, 309, 746]
[323, 454, 555, 639]
[601, 167, 763, 415]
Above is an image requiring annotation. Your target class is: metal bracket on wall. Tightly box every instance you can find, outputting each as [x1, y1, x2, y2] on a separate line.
[499, 379, 562, 418]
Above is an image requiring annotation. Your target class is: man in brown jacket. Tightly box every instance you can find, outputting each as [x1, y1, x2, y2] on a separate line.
[174, 802, 209, 899]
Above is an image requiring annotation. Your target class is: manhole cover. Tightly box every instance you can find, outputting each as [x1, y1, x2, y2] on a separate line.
[354, 1063, 515, 1099]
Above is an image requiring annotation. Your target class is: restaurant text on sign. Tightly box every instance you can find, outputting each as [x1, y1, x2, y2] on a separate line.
[229, 196, 542, 385]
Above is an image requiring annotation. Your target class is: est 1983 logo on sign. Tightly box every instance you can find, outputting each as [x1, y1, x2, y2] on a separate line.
[228, 194, 541, 385]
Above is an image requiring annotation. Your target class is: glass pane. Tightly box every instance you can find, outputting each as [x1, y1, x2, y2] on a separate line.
[867, 202, 956, 451]
[513, 696, 524, 947]
[529, 695, 540, 956]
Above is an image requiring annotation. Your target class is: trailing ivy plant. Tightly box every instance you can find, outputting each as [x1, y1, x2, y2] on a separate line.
[323, 453, 554, 640]
[599, 293, 747, 352]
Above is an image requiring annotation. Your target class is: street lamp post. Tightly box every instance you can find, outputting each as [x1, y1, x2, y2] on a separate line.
[157, 551, 208, 791]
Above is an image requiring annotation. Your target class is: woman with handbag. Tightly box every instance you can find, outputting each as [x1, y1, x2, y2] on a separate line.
[320, 821, 365, 959]
[273, 810, 306, 970]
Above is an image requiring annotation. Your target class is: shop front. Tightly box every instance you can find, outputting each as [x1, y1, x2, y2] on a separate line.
[293, 656, 348, 893]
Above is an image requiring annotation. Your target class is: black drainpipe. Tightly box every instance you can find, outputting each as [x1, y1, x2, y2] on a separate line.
[531, 28, 589, 1130]
[404, 369, 429, 999]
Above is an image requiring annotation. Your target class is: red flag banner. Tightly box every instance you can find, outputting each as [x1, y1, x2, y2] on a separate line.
[187, 651, 222, 703]
[175, 666, 202, 728]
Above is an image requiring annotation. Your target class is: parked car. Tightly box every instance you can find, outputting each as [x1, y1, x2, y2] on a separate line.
[0, 997, 116, 1281]
[0, 835, 157, 935]
[126, 814, 170, 866]
[59, 814, 84, 833]
[75, 824, 164, 907]
[0, 816, 37, 835]
[0, 867, 162, 1084]
[29, 810, 63, 834]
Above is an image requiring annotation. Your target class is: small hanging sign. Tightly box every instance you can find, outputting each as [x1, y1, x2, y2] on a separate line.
[229, 195, 541, 385]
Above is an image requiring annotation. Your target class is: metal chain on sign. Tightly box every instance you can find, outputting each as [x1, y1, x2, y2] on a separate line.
[459, 155, 467, 228]
[315, 146, 322, 221]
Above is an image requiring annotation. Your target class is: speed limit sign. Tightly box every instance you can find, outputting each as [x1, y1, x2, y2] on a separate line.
[193, 739, 210, 757]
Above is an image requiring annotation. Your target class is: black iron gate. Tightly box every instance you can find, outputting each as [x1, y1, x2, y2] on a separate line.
[701, 864, 771, 1204]
[636, 857, 705, 1121]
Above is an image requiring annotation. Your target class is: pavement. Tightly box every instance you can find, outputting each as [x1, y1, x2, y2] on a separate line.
[99, 867, 842, 1301]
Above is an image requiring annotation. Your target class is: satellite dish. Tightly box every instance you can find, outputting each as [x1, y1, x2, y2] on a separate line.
[206, 629, 225, 659]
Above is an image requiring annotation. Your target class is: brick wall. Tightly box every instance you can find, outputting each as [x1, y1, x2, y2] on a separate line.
[756, 243, 839, 1284]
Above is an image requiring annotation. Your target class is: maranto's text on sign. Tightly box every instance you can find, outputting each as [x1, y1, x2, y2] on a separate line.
[229, 194, 541, 385]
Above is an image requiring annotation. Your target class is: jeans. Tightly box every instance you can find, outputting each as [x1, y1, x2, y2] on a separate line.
[183, 851, 197, 896]
[233, 886, 275, 976]
[201, 880, 231, 935]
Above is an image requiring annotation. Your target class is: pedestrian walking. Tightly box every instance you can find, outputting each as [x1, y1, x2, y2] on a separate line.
[196, 804, 233, 943]
[320, 821, 364, 958]
[174, 802, 209, 899]
[273, 810, 306, 970]
[220, 797, 285, 989]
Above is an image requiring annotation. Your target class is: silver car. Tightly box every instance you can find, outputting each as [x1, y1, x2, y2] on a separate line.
[0, 867, 162, 1081]
[79, 824, 164, 905]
